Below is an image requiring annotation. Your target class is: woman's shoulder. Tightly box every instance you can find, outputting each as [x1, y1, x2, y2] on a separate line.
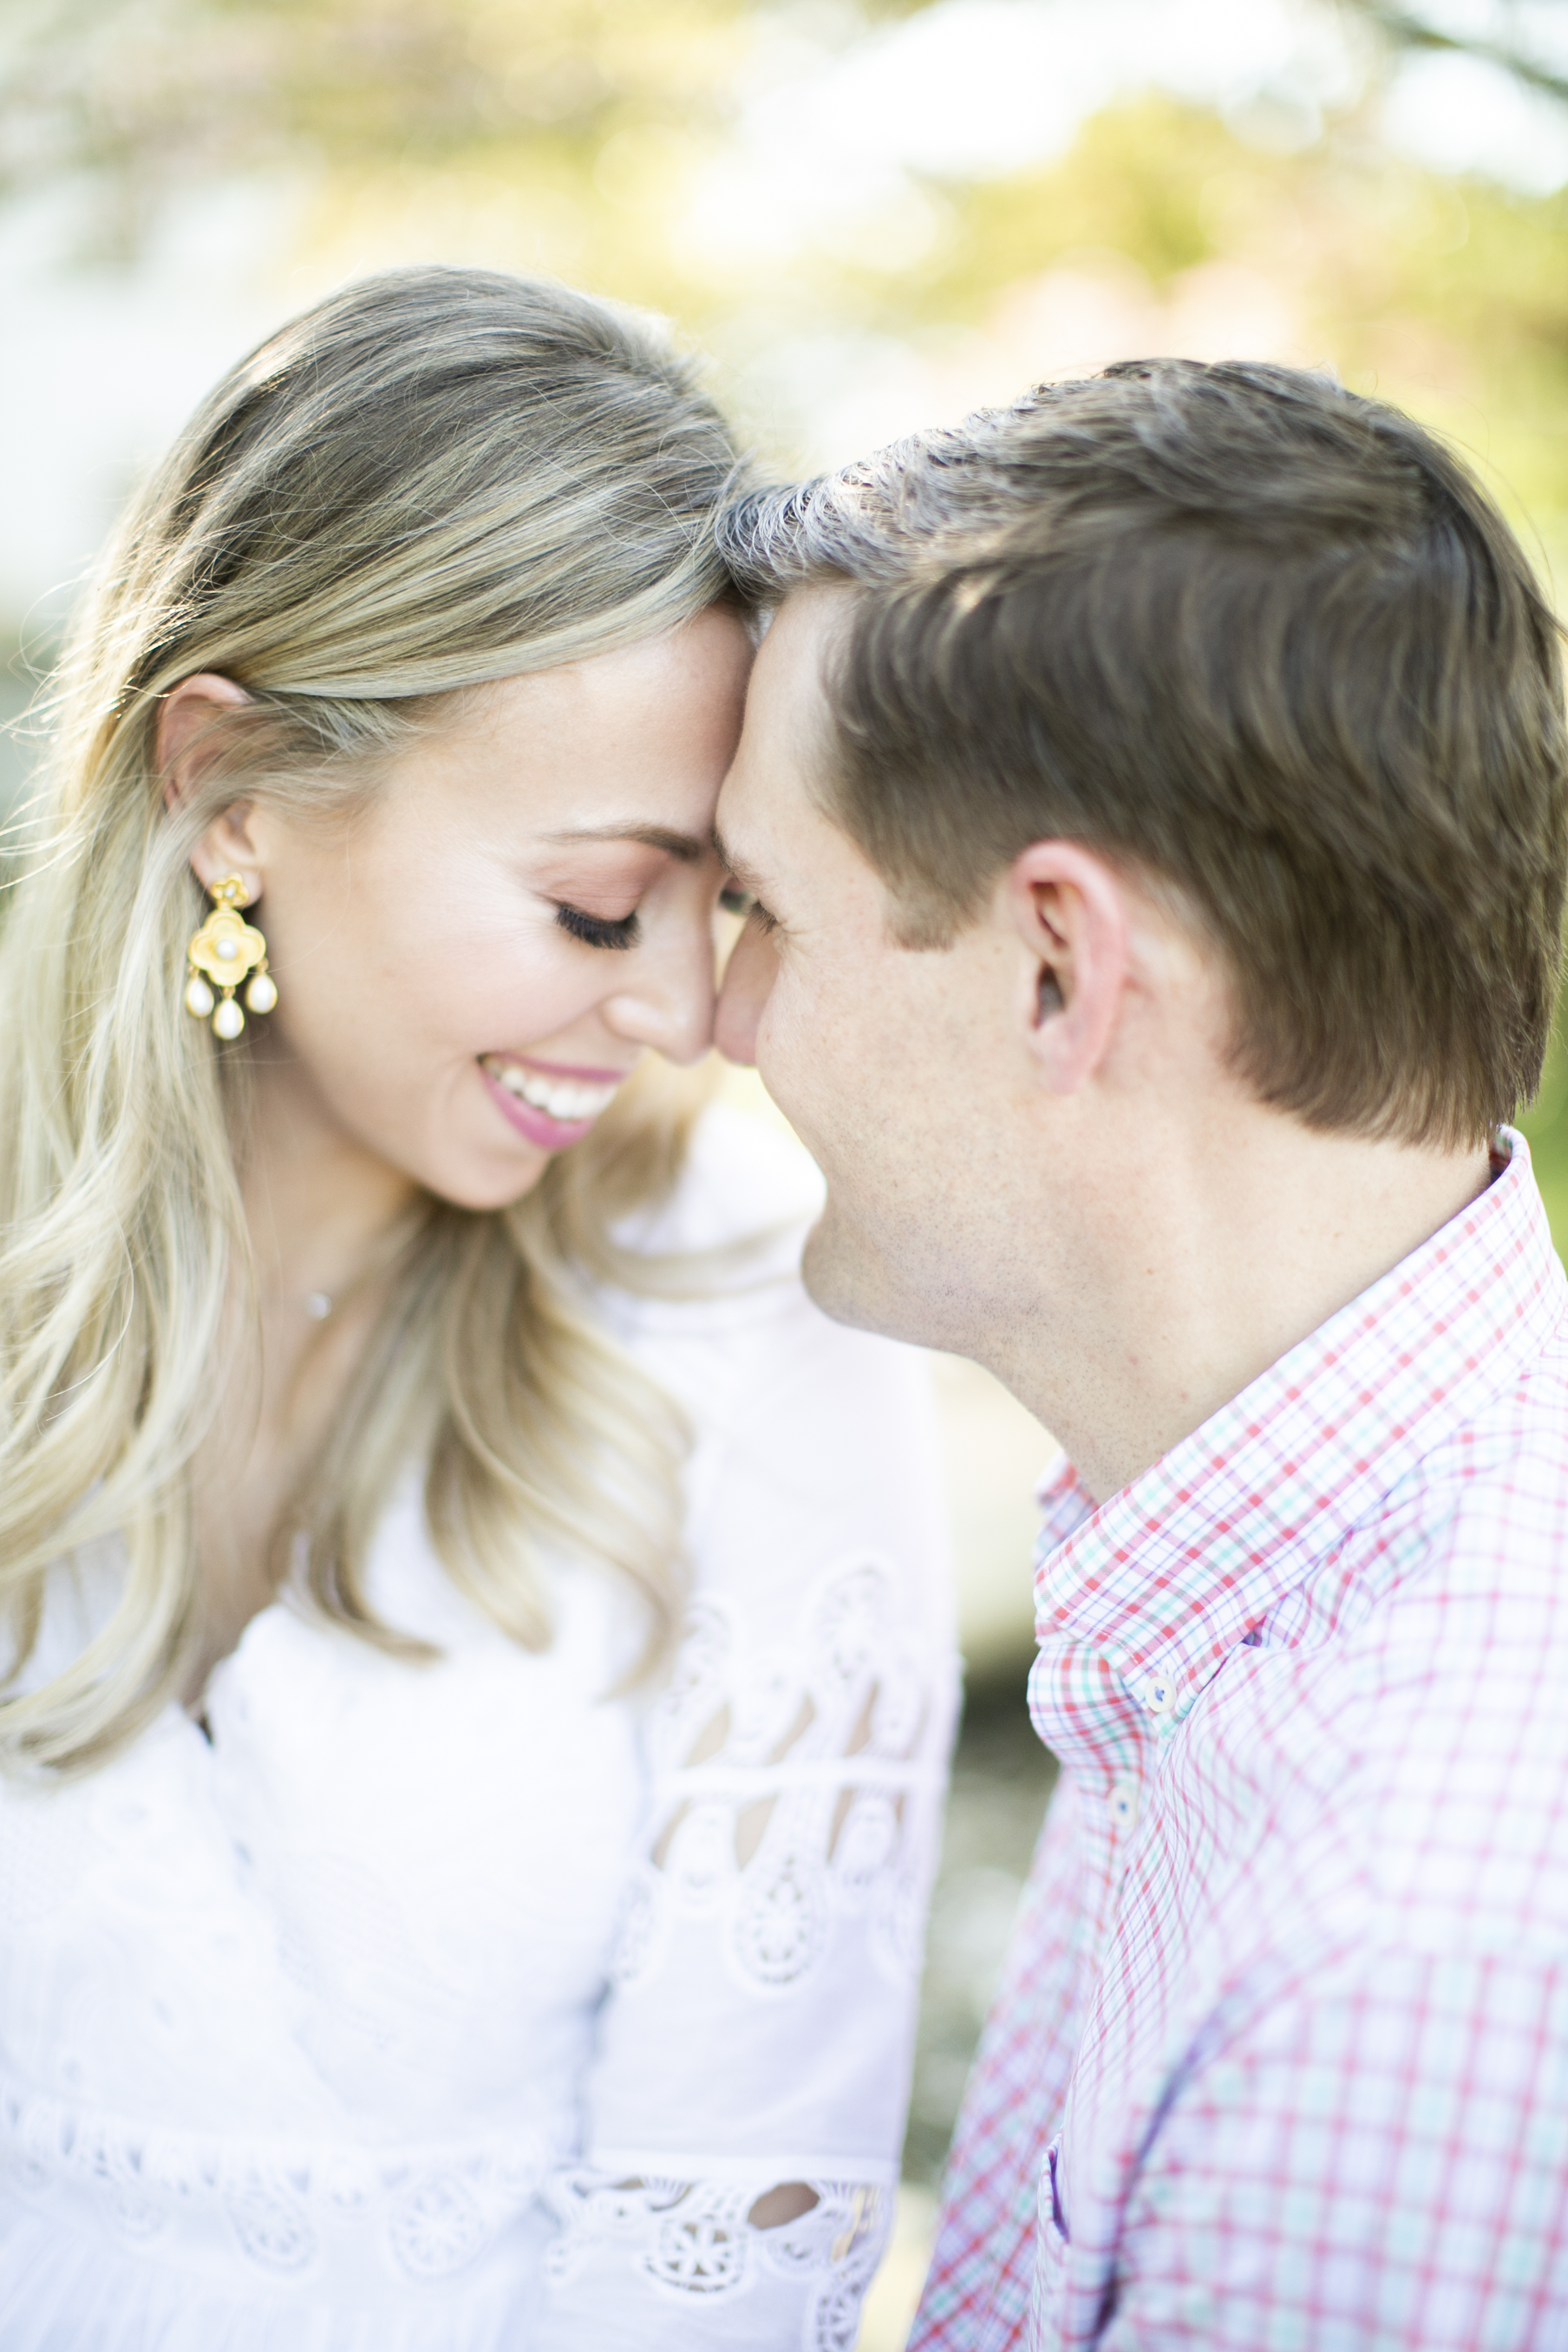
[603, 1090, 934, 1420]
[606, 1102, 949, 1578]
[612, 1098, 823, 1266]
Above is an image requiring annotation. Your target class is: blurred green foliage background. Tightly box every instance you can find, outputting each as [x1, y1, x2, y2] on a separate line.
[4, 0, 1568, 1227]
[5, 16, 1568, 2317]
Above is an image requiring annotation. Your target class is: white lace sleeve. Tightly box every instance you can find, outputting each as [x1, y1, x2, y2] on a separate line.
[539, 1124, 959, 2350]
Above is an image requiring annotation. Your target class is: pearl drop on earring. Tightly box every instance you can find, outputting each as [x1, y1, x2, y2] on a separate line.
[183, 875, 275, 1040]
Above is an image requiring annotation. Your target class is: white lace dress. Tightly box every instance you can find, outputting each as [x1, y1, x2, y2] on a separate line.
[0, 1109, 958, 2352]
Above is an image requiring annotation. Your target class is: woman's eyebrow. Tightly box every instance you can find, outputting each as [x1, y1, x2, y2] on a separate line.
[539, 823, 707, 862]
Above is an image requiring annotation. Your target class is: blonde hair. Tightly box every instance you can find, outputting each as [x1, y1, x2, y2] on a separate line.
[0, 265, 747, 1774]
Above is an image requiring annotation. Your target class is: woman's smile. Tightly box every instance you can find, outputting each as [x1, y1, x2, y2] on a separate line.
[478, 1050, 631, 1147]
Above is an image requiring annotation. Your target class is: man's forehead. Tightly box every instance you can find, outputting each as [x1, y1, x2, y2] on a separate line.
[713, 759, 797, 893]
[715, 586, 851, 871]
[759, 580, 856, 706]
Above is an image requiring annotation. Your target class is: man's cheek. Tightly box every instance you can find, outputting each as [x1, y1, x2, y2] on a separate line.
[753, 994, 810, 1119]
[759, 990, 836, 1147]
[756, 968, 807, 1070]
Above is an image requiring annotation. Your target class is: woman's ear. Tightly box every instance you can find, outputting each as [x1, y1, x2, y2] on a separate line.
[1004, 840, 1130, 1095]
[157, 674, 264, 903]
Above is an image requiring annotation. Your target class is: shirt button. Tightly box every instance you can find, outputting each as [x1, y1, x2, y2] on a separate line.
[1141, 1674, 1177, 1718]
[1108, 1775, 1141, 1833]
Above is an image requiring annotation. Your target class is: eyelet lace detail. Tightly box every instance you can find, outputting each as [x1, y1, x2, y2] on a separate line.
[544, 2169, 890, 2349]
[620, 1556, 945, 1995]
[734, 1845, 830, 1984]
[0, 1117, 959, 2351]
[1, 2080, 553, 2283]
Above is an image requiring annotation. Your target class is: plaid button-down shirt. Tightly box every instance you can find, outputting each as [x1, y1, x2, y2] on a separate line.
[912, 1131, 1568, 2350]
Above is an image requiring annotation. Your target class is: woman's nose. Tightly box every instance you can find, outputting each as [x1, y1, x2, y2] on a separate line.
[715, 917, 778, 1068]
[603, 925, 718, 1068]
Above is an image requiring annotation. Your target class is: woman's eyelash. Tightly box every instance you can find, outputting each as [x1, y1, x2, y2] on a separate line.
[555, 904, 640, 951]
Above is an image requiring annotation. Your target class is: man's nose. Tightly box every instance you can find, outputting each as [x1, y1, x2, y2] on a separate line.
[715, 917, 778, 1068]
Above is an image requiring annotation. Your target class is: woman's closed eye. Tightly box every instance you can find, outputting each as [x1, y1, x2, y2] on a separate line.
[555, 902, 640, 951]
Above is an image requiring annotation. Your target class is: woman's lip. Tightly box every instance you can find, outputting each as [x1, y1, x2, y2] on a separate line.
[479, 1061, 599, 1149]
[500, 1053, 633, 1083]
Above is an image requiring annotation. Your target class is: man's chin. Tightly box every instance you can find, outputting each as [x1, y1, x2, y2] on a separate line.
[801, 1207, 926, 1347]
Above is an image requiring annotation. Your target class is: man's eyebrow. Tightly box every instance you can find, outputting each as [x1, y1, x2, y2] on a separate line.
[538, 823, 707, 863]
[711, 830, 766, 893]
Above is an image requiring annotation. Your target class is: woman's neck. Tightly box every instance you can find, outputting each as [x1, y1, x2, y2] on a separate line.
[240, 1044, 422, 1314]
[181, 1047, 424, 1705]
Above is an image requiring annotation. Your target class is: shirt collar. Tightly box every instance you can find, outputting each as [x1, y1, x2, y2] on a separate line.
[1030, 1129, 1565, 1756]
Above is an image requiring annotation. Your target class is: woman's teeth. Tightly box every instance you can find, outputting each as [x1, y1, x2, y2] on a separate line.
[482, 1057, 619, 1124]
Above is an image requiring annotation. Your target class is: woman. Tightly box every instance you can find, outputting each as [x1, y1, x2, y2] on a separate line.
[0, 267, 956, 2350]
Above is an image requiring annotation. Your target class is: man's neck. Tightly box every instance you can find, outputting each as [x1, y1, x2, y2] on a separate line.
[991, 1107, 1495, 1507]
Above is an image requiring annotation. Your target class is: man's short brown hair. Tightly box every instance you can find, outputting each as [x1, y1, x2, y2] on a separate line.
[722, 361, 1568, 1148]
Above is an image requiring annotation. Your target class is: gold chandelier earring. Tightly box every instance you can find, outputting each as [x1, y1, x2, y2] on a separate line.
[184, 875, 278, 1039]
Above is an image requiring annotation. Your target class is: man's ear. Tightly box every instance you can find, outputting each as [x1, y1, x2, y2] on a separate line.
[1004, 841, 1130, 1094]
[157, 674, 263, 902]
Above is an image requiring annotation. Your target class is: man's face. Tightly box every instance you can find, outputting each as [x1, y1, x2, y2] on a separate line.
[715, 589, 1050, 1354]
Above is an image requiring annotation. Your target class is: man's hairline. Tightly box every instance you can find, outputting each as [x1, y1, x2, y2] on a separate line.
[750, 572, 1221, 964]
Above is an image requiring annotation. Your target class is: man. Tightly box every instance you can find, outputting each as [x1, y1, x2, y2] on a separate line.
[713, 361, 1568, 2348]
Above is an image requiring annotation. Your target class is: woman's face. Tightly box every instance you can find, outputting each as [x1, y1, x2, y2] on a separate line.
[184, 608, 753, 1211]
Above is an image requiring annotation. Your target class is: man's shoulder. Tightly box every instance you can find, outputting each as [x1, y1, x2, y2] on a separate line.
[1378, 1299, 1568, 1616]
[1237, 1337, 1568, 1956]
[1250, 1303, 1568, 1692]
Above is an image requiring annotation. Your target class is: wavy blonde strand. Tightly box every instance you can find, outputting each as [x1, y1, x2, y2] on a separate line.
[0, 266, 745, 1774]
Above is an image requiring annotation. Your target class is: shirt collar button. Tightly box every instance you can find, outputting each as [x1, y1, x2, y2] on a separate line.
[1108, 1775, 1141, 1833]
